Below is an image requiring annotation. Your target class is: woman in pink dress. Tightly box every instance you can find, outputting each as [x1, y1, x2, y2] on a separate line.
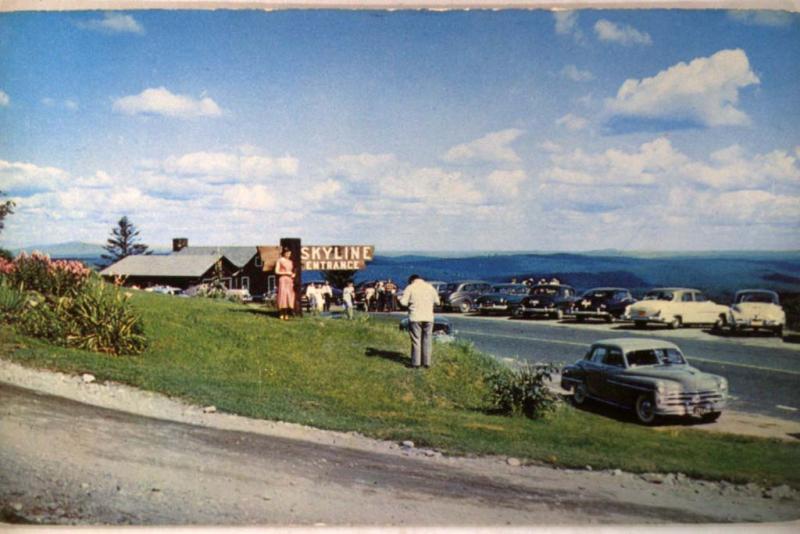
[275, 248, 296, 320]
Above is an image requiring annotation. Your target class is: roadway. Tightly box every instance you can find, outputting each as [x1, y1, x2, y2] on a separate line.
[431, 313, 800, 422]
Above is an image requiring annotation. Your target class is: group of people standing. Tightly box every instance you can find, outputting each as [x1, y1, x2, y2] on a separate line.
[363, 279, 398, 312]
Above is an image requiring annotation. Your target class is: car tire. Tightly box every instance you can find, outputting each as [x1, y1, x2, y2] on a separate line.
[668, 317, 682, 330]
[712, 317, 725, 333]
[575, 315, 585, 323]
[635, 394, 658, 425]
[634, 321, 647, 330]
[512, 307, 523, 318]
[605, 315, 615, 324]
[572, 383, 588, 406]
[700, 411, 721, 423]
[775, 325, 784, 338]
[459, 301, 471, 314]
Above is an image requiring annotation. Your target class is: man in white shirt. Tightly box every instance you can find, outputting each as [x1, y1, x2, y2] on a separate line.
[398, 274, 440, 369]
[342, 282, 355, 320]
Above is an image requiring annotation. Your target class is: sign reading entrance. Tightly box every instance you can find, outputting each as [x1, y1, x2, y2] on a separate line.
[300, 245, 374, 271]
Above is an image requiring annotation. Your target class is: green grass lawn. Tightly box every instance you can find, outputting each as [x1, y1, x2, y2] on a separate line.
[2, 290, 799, 488]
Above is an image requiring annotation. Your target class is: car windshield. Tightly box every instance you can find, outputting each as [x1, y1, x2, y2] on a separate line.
[644, 291, 674, 301]
[627, 348, 686, 367]
[493, 285, 528, 294]
[444, 283, 460, 292]
[737, 292, 779, 304]
[531, 287, 557, 295]
[583, 290, 613, 299]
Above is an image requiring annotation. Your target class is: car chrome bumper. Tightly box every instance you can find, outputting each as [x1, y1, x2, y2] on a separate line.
[519, 306, 558, 314]
[478, 303, 509, 311]
[732, 319, 780, 328]
[656, 392, 727, 416]
[625, 314, 665, 323]
[573, 310, 611, 318]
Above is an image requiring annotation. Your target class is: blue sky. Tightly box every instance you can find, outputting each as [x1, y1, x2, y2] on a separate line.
[1, 9, 798, 251]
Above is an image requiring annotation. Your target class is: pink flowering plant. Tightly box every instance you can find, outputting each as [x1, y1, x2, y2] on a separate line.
[0, 252, 146, 355]
[2, 252, 92, 297]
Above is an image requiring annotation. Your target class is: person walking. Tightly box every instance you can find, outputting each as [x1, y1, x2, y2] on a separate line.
[375, 281, 386, 312]
[399, 274, 440, 369]
[342, 281, 355, 320]
[364, 285, 376, 311]
[322, 281, 333, 312]
[275, 248, 296, 320]
[315, 283, 325, 314]
[385, 278, 398, 312]
[305, 283, 320, 315]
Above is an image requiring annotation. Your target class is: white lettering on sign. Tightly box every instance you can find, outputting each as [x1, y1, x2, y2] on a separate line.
[299, 245, 375, 271]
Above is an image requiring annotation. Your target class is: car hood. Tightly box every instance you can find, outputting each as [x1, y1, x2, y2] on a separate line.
[622, 366, 721, 390]
[732, 303, 784, 319]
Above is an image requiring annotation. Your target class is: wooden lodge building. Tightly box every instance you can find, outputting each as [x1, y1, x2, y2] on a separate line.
[99, 238, 275, 295]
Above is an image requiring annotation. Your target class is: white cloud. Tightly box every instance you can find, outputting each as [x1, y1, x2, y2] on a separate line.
[113, 87, 222, 118]
[79, 13, 144, 34]
[487, 169, 527, 196]
[328, 153, 396, 178]
[543, 137, 688, 187]
[222, 184, 276, 210]
[241, 155, 299, 178]
[538, 141, 562, 153]
[161, 151, 298, 182]
[605, 49, 760, 127]
[41, 97, 55, 107]
[442, 128, 524, 164]
[555, 113, 589, 131]
[594, 19, 652, 46]
[553, 11, 584, 42]
[727, 10, 796, 27]
[0, 160, 67, 193]
[65, 99, 79, 111]
[682, 146, 799, 190]
[0, 90, 9, 107]
[561, 64, 594, 82]
[303, 179, 342, 202]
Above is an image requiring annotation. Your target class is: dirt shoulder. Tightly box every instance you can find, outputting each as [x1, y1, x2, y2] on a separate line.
[1, 359, 799, 526]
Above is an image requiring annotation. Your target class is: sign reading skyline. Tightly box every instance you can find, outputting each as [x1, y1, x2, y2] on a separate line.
[258, 245, 375, 272]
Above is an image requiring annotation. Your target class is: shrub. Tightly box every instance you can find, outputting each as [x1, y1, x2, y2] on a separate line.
[486, 362, 561, 419]
[0, 280, 27, 322]
[67, 281, 147, 355]
[18, 294, 75, 342]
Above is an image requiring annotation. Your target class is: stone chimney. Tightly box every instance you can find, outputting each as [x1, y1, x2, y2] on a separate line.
[172, 238, 188, 252]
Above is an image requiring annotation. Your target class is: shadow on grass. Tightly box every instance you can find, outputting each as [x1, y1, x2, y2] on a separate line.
[365, 347, 413, 368]
[228, 308, 282, 319]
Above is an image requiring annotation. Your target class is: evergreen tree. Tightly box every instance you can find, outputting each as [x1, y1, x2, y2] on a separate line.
[0, 190, 16, 260]
[321, 269, 357, 289]
[0, 190, 14, 235]
[101, 216, 151, 266]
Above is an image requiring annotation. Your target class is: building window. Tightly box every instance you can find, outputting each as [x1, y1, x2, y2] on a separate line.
[242, 277, 250, 291]
[254, 255, 262, 268]
[268, 275, 276, 293]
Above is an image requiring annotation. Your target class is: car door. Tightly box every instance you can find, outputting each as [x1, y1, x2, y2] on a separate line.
[679, 291, 698, 323]
[693, 292, 717, 323]
[599, 349, 627, 404]
[585, 346, 608, 397]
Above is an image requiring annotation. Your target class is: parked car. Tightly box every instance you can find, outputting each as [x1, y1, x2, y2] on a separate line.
[225, 288, 253, 302]
[570, 287, 635, 323]
[624, 288, 728, 329]
[145, 284, 182, 295]
[398, 316, 456, 343]
[475, 283, 531, 315]
[438, 280, 493, 313]
[561, 338, 728, 424]
[723, 289, 785, 336]
[517, 284, 577, 319]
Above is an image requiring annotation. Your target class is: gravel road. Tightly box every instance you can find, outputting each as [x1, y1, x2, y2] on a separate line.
[1, 360, 799, 527]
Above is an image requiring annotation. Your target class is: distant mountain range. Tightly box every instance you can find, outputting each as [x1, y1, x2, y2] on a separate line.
[8, 241, 800, 298]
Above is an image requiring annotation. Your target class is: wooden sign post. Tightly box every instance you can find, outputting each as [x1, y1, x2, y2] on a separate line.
[258, 240, 375, 318]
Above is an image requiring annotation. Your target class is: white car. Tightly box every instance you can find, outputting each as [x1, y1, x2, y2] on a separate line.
[724, 289, 785, 337]
[624, 288, 728, 329]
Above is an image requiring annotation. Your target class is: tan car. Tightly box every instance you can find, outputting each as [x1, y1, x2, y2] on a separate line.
[724, 289, 785, 337]
[624, 288, 728, 329]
